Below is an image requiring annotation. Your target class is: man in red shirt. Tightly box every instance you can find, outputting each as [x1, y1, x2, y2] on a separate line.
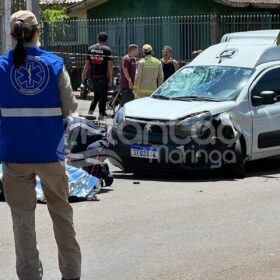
[120, 44, 138, 105]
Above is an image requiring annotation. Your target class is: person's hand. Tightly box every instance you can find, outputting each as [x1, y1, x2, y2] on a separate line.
[108, 79, 113, 87]
[128, 80, 133, 90]
[132, 86, 137, 95]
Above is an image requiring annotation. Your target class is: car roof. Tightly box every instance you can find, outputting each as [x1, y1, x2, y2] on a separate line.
[221, 29, 280, 44]
[190, 30, 280, 68]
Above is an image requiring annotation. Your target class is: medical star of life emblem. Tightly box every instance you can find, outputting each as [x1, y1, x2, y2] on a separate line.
[10, 55, 50, 95]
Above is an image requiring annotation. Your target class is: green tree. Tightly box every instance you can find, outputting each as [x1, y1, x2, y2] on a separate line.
[40, 6, 71, 46]
[41, 6, 69, 22]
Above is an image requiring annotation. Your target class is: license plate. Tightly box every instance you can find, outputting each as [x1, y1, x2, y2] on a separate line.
[130, 145, 160, 160]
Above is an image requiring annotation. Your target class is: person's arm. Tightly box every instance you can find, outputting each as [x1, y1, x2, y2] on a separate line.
[173, 59, 180, 72]
[157, 61, 164, 86]
[59, 66, 78, 117]
[107, 60, 113, 87]
[81, 47, 92, 81]
[106, 47, 113, 87]
[133, 61, 142, 95]
[81, 60, 91, 82]
[122, 59, 133, 89]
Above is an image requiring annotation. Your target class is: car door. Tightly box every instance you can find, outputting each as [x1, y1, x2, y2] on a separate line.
[250, 66, 280, 156]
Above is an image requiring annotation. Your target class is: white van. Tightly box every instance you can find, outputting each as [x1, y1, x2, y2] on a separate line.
[110, 30, 280, 178]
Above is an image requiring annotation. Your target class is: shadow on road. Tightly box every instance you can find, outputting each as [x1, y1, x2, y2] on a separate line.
[112, 156, 280, 182]
[98, 187, 114, 194]
[245, 156, 280, 178]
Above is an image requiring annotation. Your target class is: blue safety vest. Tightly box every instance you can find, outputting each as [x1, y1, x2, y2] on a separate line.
[0, 48, 64, 163]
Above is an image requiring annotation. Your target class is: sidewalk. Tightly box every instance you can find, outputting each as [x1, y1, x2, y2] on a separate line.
[74, 91, 94, 101]
[76, 98, 114, 127]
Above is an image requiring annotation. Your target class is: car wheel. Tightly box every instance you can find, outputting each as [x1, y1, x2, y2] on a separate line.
[104, 175, 114, 186]
[227, 140, 246, 179]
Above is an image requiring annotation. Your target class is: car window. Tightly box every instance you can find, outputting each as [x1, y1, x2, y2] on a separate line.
[153, 66, 254, 101]
[252, 68, 280, 96]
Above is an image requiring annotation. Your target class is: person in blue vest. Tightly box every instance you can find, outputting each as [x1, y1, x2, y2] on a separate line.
[0, 10, 81, 280]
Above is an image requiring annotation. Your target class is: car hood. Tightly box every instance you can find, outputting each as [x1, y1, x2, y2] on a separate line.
[124, 97, 236, 121]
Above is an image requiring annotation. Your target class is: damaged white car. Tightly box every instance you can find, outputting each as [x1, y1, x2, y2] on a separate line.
[110, 30, 280, 178]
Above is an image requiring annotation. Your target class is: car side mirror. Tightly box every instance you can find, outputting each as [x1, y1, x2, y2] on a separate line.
[252, 91, 278, 106]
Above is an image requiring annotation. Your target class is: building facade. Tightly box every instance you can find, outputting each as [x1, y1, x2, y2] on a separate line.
[67, 0, 280, 19]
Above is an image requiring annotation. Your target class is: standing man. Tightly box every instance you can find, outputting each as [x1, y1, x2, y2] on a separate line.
[161, 45, 179, 81]
[120, 44, 138, 105]
[133, 44, 164, 99]
[81, 32, 113, 120]
[0, 10, 81, 280]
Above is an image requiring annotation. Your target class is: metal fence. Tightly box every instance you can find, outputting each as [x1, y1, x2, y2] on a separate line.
[221, 14, 280, 34]
[41, 14, 280, 89]
[41, 15, 211, 67]
[11, 0, 26, 13]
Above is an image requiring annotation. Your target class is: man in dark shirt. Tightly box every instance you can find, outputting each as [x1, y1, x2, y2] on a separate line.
[160, 46, 179, 81]
[81, 32, 113, 120]
[120, 44, 138, 105]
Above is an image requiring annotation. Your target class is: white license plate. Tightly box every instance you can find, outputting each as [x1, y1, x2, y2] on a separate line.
[130, 145, 160, 160]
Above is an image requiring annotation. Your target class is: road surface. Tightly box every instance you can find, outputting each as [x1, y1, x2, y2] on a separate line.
[1, 100, 280, 280]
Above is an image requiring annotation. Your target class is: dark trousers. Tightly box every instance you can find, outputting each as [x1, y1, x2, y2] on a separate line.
[121, 88, 134, 105]
[89, 78, 108, 115]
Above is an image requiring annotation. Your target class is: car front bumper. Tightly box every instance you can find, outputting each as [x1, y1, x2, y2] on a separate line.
[109, 130, 232, 172]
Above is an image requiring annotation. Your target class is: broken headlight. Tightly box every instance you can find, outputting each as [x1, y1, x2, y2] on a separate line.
[175, 112, 213, 138]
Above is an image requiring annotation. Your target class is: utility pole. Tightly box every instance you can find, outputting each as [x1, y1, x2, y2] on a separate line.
[210, 12, 221, 45]
[1, 0, 11, 54]
[0, 0, 3, 54]
[0, 0, 40, 54]
[27, 0, 40, 20]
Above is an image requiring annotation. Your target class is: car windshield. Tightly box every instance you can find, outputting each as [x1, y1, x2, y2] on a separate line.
[153, 66, 254, 101]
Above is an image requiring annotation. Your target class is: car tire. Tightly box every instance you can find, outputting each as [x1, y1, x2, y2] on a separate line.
[104, 175, 114, 186]
[227, 140, 246, 179]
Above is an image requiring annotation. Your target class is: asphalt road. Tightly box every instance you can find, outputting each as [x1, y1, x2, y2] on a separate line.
[1, 100, 280, 280]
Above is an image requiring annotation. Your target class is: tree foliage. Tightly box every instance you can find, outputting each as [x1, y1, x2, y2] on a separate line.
[41, 6, 69, 22]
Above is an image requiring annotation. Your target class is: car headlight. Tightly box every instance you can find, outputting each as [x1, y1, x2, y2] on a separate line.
[175, 112, 213, 137]
[113, 107, 125, 129]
